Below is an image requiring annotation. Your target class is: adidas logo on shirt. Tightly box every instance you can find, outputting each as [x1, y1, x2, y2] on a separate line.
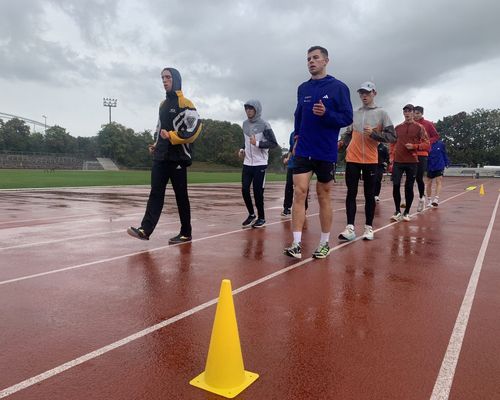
[322, 94, 329, 99]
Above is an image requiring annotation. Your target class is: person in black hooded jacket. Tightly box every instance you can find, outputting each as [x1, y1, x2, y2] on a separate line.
[127, 67, 202, 244]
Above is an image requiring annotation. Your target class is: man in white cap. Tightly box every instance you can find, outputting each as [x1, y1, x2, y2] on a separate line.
[337, 81, 396, 241]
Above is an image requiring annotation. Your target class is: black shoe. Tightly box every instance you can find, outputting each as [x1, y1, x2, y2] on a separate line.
[280, 208, 291, 216]
[284, 242, 302, 259]
[251, 218, 266, 228]
[169, 234, 192, 245]
[242, 214, 256, 228]
[127, 226, 149, 240]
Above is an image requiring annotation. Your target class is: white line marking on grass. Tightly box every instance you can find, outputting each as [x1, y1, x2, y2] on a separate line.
[0, 189, 478, 397]
[430, 193, 500, 400]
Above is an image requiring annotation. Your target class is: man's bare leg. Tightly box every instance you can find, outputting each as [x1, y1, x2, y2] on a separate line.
[292, 172, 312, 233]
[316, 180, 333, 234]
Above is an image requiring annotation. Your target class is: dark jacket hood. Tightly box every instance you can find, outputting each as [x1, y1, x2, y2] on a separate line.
[163, 67, 182, 96]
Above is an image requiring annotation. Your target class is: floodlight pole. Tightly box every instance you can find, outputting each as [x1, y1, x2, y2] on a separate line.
[42, 115, 47, 133]
[103, 98, 117, 124]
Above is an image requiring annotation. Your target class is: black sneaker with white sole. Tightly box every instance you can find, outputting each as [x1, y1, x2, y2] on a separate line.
[242, 214, 256, 228]
[168, 234, 192, 245]
[127, 226, 149, 240]
[284, 242, 302, 259]
[280, 208, 291, 217]
[251, 218, 266, 228]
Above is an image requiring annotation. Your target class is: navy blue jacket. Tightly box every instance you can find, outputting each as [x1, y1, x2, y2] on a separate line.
[294, 75, 353, 162]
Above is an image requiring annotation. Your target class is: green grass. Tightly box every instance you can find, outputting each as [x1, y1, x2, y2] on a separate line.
[0, 169, 288, 189]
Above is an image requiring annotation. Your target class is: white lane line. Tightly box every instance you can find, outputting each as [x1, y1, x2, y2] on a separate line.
[430, 193, 500, 400]
[0, 195, 290, 250]
[0, 178, 471, 249]
[0, 211, 323, 286]
[0, 202, 304, 251]
[0, 201, 293, 251]
[0, 257, 310, 398]
[0, 189, 471, 286]
[0, 218, 396, 398]
[0, 210, 145, 227]
[0, 189, 476, 397]
[0, 219, 193, 252]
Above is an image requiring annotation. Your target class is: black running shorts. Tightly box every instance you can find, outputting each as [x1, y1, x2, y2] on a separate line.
[427, 170, 444, 179]
[292, 156, 336, 183]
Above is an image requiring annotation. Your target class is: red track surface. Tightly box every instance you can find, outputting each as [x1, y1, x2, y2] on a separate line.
[0, 178, 499, 399]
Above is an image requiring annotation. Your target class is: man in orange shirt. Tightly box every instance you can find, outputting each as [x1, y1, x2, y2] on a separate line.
[338, 81, 395, 241]
[390, 104, 428, 221]
[413, 106, 436, 211]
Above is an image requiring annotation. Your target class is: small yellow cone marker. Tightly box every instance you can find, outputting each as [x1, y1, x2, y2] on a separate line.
[190, 279, 259, 398]
[480, 184, 485, 196]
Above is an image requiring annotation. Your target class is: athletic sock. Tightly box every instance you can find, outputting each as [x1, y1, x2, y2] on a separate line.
[319, 232, 330, 245]
[293, 232, 302, 244]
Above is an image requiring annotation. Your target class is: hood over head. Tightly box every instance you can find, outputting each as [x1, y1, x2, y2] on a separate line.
[162, 67, 182, 95]
[244, 99, 262, 122]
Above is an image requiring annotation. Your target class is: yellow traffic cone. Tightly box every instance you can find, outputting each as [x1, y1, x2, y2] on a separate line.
[480, 184, 485, 196]
[190, 279, 259, 398]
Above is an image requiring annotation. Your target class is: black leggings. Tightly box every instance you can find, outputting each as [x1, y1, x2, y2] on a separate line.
[141, 160, 191, 237]
[392, 163, 417, 213]
[374, 164, 385, 197]
[283, 168, 309, 210]
[345, 162, 377, 226]
[416, 156, 428, 198]
[242, 165, 267, 219]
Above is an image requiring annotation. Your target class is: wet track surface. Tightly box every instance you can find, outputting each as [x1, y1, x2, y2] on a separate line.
[1, 178, 499, 399]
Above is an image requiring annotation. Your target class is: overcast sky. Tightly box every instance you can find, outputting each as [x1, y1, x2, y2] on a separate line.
[1, 0, 500, 147]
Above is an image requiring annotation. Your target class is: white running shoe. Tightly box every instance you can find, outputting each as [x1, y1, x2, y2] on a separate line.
[403, 213, 411, 222]
[417, 197, 425, 212]
[432, 197, 439, 207]
[362, 225, 374, 240]
[338, 224, 356, 241]
[390, 212, 402, 222]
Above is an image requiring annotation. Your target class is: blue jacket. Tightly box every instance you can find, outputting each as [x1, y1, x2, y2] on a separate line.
[294, 75, 353, 162]
[428, 140, 450, 172]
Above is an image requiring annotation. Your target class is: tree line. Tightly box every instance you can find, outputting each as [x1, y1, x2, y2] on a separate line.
[1, 108, 499, 169]
[0, 118, 284, 170]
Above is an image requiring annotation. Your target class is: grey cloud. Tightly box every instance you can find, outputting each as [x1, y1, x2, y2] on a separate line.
[1, 0, 499, 138]
[143, 0, 500, 121]
[49, 0, 119, 46]
[0, 0, 105, 85]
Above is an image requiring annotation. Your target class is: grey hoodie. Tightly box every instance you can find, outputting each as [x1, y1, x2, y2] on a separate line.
[241, 100, 278, 166]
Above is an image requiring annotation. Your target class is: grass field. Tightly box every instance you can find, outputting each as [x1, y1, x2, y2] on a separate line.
[0, 169, 289, 189]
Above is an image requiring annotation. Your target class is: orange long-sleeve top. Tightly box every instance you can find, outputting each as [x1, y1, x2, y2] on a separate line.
[415, 118, 438, 156]
[391, 120, 428, 163]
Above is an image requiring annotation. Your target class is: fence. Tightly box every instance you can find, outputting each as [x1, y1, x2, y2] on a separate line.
[444, 167, 500, 178]
[0, 151, 83, 170]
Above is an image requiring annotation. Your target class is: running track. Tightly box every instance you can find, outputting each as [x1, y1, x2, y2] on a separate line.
[0, 178, 499, 399]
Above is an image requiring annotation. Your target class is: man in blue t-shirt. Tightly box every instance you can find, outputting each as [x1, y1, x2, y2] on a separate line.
[284, 46, 353, 260]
